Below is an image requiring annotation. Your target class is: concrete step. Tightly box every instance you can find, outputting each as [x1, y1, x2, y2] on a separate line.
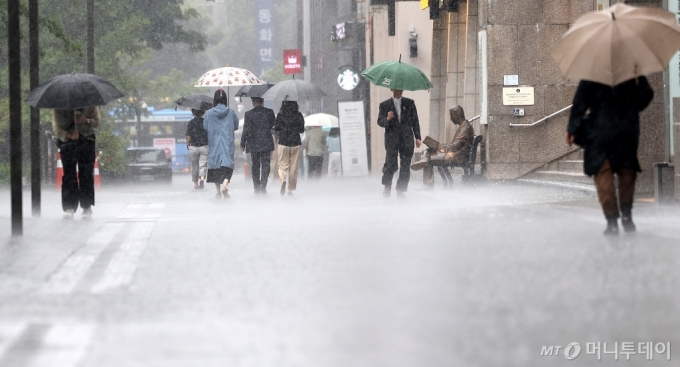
[557, 160, 584, 173]
[526, 170, 594, 186]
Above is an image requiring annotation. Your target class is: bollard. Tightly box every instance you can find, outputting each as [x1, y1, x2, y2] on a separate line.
[55, 149, 63, 190]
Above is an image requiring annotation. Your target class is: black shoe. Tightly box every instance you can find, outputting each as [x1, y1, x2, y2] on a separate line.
[383, 186, 391, 198]
[603, 218, 619, 236]
[396, 190, 406, 199]
[621, 216, 636, 233]
[260, 187, 267, 195]
[280, 181, 286, 196]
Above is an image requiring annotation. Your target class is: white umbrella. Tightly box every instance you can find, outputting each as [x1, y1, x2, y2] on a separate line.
[304, 113, 338, 127]
[194, 67, 263, 88]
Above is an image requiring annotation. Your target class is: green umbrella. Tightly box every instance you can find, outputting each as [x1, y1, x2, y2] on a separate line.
[361, 56, 433, 91]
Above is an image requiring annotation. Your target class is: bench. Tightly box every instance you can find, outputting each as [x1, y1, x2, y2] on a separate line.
[437, 135, 484, 185]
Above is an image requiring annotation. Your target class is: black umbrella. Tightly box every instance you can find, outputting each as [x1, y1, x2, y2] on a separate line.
[174, 94, 213, 110]
[26, 73, 125, 110]
[261, 79, 326, 102]
[235, 82, 276, 99]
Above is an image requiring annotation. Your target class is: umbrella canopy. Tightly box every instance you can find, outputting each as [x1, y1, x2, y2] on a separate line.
[26, 73, 125, 110]
[174, 95, 213, 110]
[235, 83, 276, 99]
[361, 57, 433, 91]
[304, 113, 339, 127]
[261, 79, 326, 102]
[550, 4, 680, 86]
[194, 67, 263, 88]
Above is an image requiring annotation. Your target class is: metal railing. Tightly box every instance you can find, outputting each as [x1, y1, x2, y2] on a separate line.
[508, 105, 572, 127]
[468, 115, 481, 122]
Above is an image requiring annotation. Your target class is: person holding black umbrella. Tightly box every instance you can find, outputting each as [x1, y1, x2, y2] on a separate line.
[186, 109, 209, 190]
[274, 101, 305, 196]
[241, 97, 276, 194]
[52, 107, 101, 219]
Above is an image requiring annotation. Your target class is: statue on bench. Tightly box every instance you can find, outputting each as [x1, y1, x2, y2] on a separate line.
[411, 105, 474, 188]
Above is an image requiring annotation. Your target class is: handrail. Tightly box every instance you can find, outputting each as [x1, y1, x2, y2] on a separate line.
[468, 115, 480, 122]
[509, 105, 572, 127]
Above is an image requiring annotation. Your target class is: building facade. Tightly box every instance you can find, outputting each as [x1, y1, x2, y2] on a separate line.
[360, 0, 673, 195]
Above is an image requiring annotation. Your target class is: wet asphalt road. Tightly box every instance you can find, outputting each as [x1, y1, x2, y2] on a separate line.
[0, 172, 679, 367]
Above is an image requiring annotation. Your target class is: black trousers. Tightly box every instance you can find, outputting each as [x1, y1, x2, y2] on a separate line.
[308, 156, 323, 178]
[382, 148, 413, 191]
[59, 136, 96, 211]
[250, 150, 271, 189]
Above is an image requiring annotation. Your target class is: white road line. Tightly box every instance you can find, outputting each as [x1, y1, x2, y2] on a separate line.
[41, 223, 125, 294]
[29, 324, 94, 367]
[125, 203, 165, 209]
[116, 203, 165, 219]
[91, 222, 156, 293]
[115, 213, 162, 219]
[0, 323, 26, 360]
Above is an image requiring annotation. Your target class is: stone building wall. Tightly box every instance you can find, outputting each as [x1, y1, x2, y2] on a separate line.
[475, 0, 665, 193]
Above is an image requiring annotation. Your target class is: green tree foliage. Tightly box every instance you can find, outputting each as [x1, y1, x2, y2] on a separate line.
[95, 130, 129, 174]
[0, 0, 207, 173]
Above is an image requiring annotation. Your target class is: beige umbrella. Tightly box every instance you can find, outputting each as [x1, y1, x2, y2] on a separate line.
[304, 113, 339, 127]
[551, 4, 680, 86]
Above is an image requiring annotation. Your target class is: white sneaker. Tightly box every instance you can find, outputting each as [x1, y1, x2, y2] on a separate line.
[63, 209, 74, 219]
[82, 208, 93, 219]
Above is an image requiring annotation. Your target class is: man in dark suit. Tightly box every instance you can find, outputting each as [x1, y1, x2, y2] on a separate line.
[241, 97, 276, 194]
[377, 89, 422, 198]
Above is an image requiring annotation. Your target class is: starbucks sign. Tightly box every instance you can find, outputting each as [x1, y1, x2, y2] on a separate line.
[337, 67, 360, 91]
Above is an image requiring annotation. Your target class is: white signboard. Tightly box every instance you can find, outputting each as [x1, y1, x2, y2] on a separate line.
[504, 75, 518, 86]
[337, 101, 369, 177]
[153, 138, 176, 161]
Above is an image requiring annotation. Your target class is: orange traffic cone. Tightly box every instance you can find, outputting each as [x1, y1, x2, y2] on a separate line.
[56, 149, 64, 190]
[94, 157, 102, 189]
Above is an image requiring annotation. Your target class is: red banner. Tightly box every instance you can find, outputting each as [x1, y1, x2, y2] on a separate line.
[283, 49, 302, 75]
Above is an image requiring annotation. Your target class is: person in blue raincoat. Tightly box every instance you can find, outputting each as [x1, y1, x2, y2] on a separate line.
[203, 89, 239, 199]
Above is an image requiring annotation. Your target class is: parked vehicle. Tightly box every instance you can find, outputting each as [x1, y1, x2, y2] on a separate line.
[125, 147, 173, 183]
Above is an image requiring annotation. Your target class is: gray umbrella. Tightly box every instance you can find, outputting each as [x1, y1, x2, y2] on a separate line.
[235, 83, 276, 99]
[174, 95, 213, 110]
[261, 79, 326, 102]
[26, 73, 124, 110]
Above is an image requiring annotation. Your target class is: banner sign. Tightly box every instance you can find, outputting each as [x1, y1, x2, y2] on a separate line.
[256, 0, 274, 77]
[283, 49, 302, 75]
[153, 138, 176, 160]
[337, 101, 369, 177]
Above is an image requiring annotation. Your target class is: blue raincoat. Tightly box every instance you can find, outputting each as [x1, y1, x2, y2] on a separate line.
[203, 104, 239, 169]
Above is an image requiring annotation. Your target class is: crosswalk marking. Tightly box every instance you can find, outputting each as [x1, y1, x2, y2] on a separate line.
[0, 323, 93, 367]
[29, 324, 94, 367]
[0, 323, 25, 361]
[41, 223, 125, 294]
[91, 222, 156, 293]
[39, 203, 164, 294]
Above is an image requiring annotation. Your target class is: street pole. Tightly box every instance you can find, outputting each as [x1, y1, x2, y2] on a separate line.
[30, 0, 41, 217]
[303, 0, 310, 82]
[8, 0, 23, 236]
[87, 0, 95, 73]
